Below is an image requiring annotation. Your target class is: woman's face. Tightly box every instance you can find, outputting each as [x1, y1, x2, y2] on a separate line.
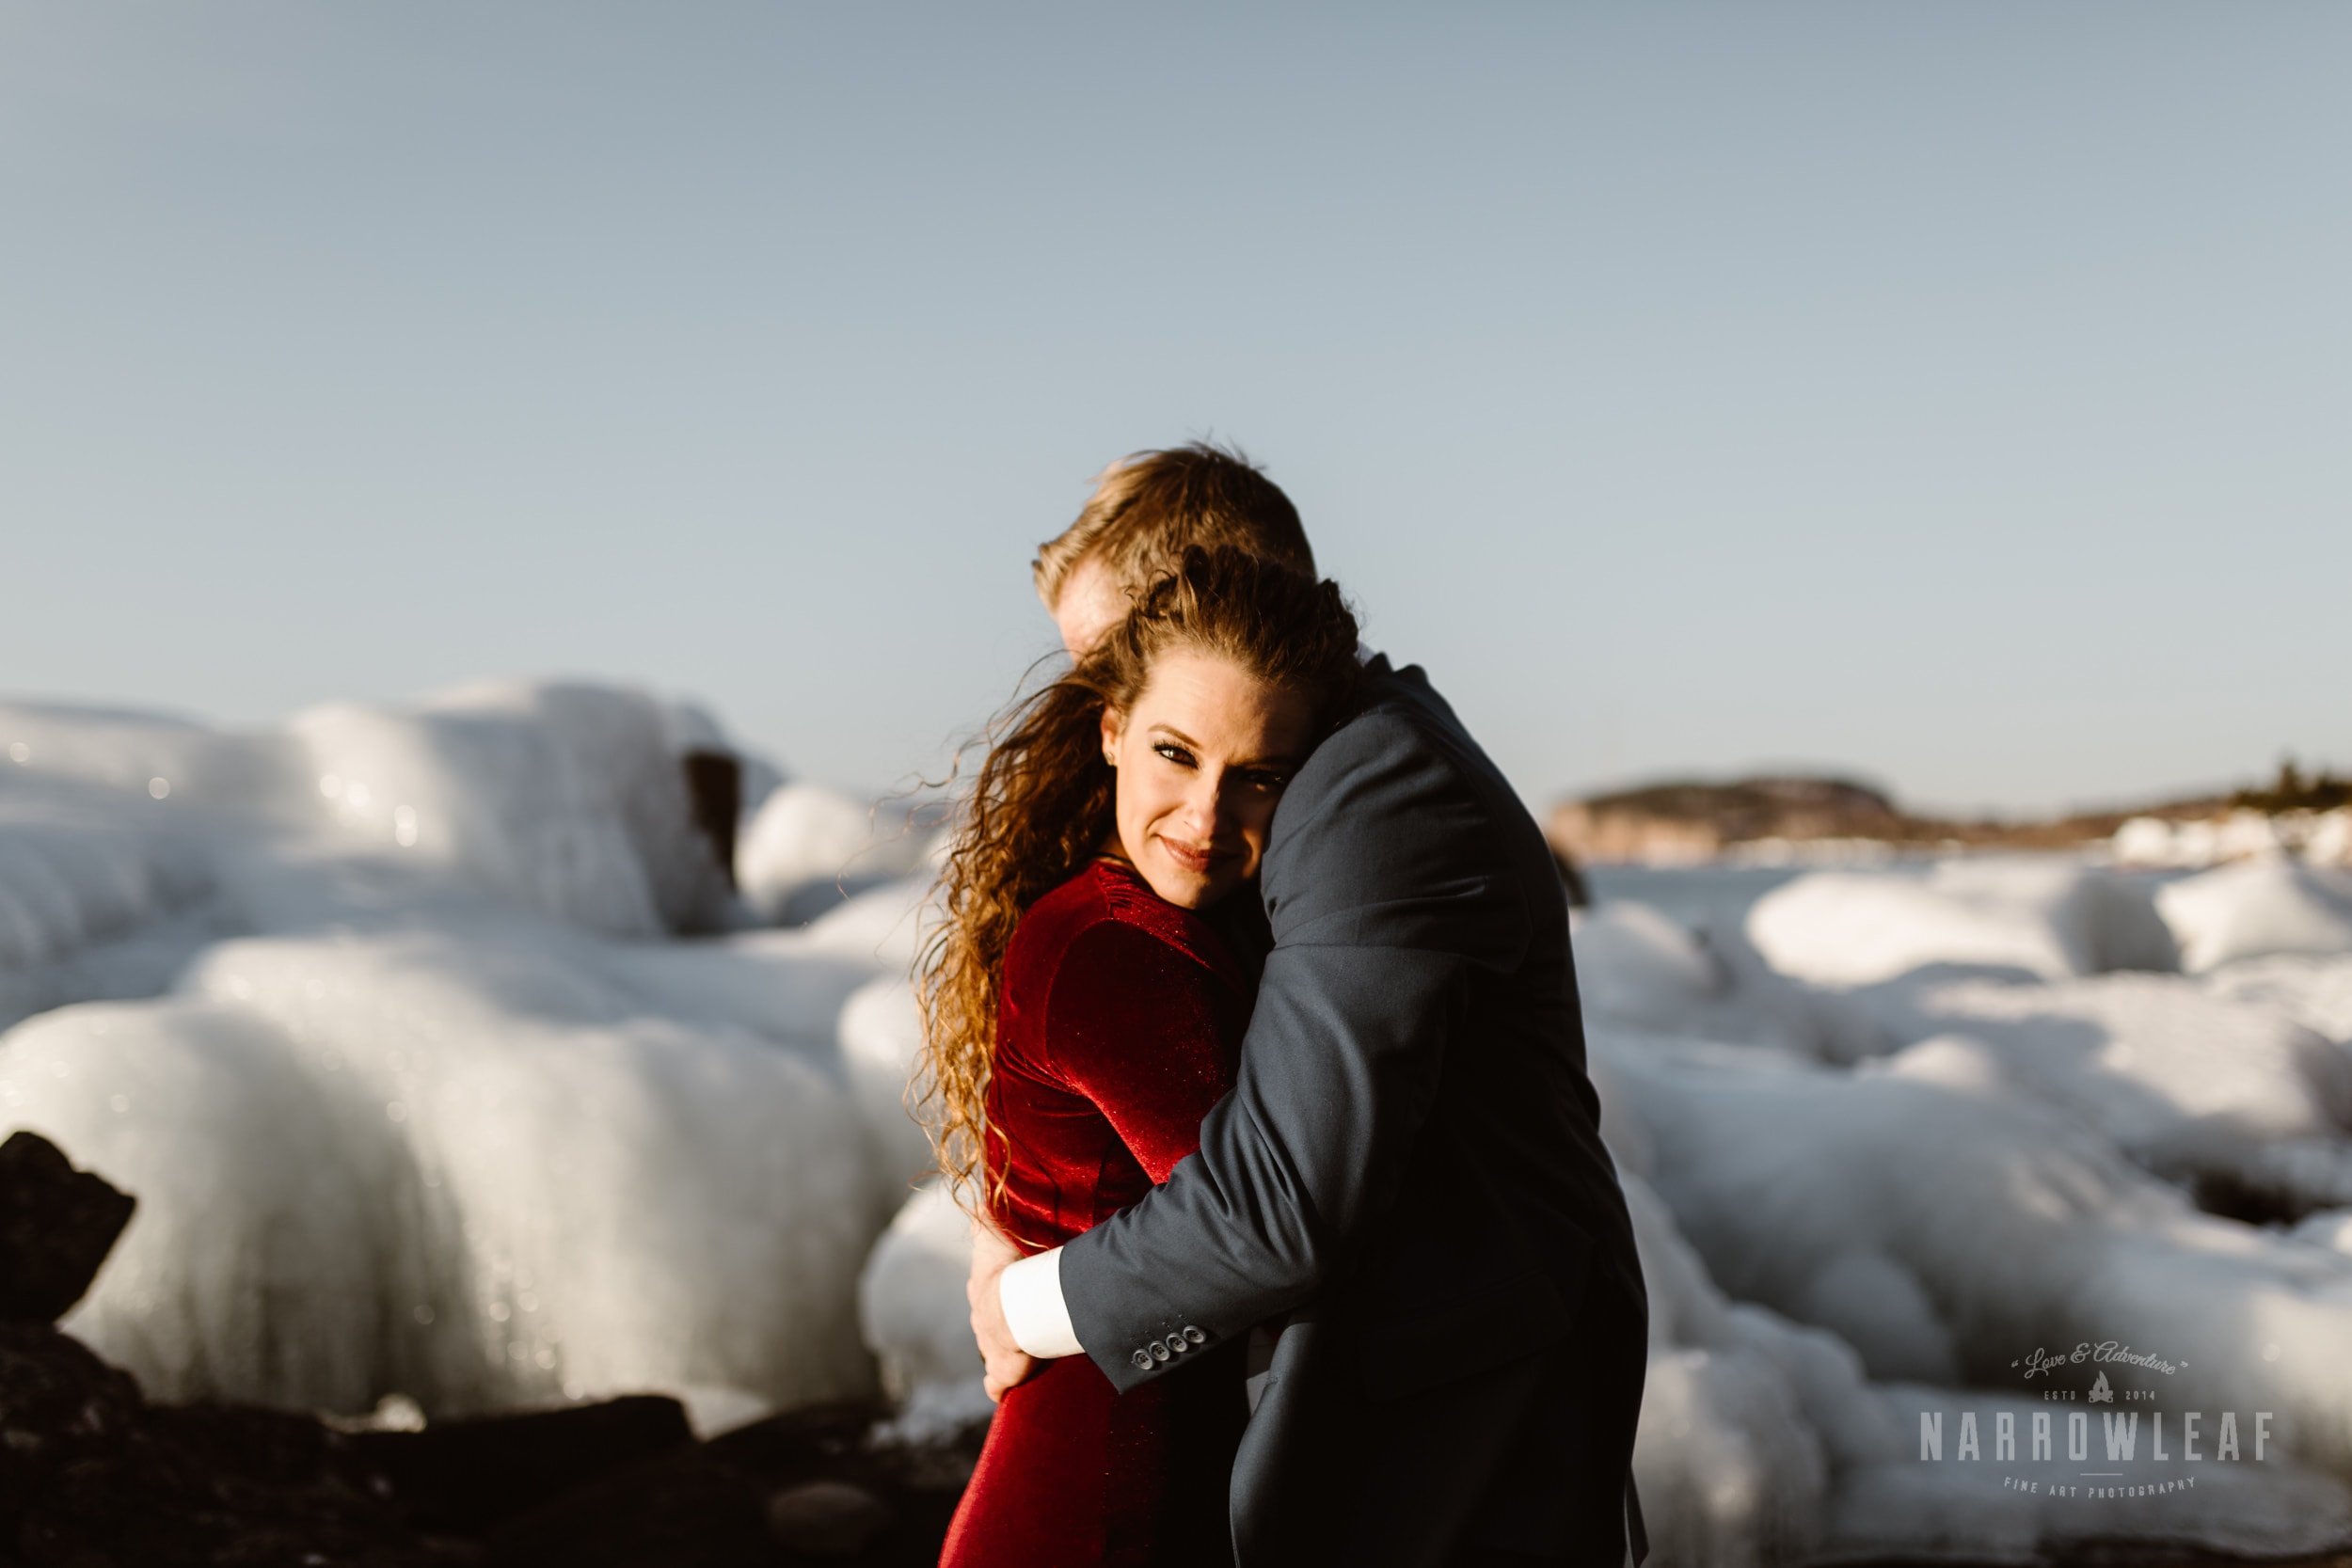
[1102, 649, 1315, 910]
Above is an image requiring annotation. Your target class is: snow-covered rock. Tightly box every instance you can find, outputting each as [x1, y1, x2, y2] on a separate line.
[738, 784, 936, 927]
[858, 1182, 992, 1441]
[1799, 970, 2352, 1215]
[840, 977, 936, 1195]
[2158, 860, 2352, 974]
[2114, 810, 2352, 871]
[1596, 1024, 2352, 1486]
[289, 681, 737, 938]
[2203, 952, 2352, 1048]
[1, 919, 888, 1416]
[0, 683, 919, 1422]
[1571, 901, 1724, 1030]
[17, 687, 2352, 1562]
[1746, 859, 2177, 989]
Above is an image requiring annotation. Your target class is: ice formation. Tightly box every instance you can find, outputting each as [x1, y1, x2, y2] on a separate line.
[288, 682, 740, 938]
[1567, 864, 2352, 1560]
[737, 782, 938, 927]
[2156, 859, 2352, 974]
[1744, 858, 2177, 988]
[0, 684, 926, 1418]
[858, 1180, 994, 1442]
[2113, 808, 2352, 871]
[9, 684, 2352, 1562]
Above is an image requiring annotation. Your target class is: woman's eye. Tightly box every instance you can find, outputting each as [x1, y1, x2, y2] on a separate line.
[1239, 769, 1289, 791]
[1152, 743, 1196, 767]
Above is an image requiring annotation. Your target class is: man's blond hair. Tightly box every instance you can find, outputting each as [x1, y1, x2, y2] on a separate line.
[1033, 441, 1315, 607]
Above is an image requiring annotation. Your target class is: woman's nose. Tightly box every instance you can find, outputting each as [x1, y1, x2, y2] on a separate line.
[1179, 777, 1222, 836]
[1198, 776, 1242, 837]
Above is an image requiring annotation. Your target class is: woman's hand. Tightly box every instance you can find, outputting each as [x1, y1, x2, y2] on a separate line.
[967, 1214, 1036, 1402]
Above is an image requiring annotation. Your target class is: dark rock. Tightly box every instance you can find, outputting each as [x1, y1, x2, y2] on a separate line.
[0, 1130, 136, 1323]
[0, 1323, 473, 1567]
[483, 1440, 772, 1568]
[764, 1480, 889, 1558]
[485, 1400, 979, 1568]
[345, 1394, 695, 1536]
[0, 1128, 986, 1566]
[682, 750, 743, 892]
[2190, 1166, 2316, 1229]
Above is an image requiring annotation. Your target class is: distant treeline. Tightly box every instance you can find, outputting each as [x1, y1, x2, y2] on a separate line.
[2231, 757, 2350, 815]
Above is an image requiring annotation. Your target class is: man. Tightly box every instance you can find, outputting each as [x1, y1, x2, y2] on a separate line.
[972, 443, 1650, 1567]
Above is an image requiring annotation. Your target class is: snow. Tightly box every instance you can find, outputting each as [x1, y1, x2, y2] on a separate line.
[2156, 860, 2352, 973]
[2204, 953, 2352, 1047]
[839, 976, 937, 1195]
[1568, 858, 2352, 1560]
[1745, 859, 2177, 988]
[2114, 809, 2352, 871]
[0, 682, 927, 1420]
[3, 914, 892, 1416]
[737, 782, 938, 927]
[289, 682, 739, 937]
[10, 685, 2352, 1561]
[1568, 901, 1724, 1030]
[858, 1181, 993, 1442]
[1600, 1026, 2352, 1561]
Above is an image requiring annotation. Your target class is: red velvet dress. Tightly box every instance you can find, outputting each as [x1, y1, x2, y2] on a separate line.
[939, 858, 1262, 1568]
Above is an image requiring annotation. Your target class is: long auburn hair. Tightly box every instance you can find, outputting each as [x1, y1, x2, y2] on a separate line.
[915, 546, 1363, 1213]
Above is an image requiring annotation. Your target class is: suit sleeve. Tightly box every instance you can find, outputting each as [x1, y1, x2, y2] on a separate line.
[1054, 710, 1532, 1390]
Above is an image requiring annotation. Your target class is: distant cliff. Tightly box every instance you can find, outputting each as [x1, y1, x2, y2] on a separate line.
[1550, 776, 1905, 863]
[1547, 773, 2245, 866]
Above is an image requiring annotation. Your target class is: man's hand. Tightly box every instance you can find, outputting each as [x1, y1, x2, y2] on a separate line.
[967, 1216, 1035, 1402]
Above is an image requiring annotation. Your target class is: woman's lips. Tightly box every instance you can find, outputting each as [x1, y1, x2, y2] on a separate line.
[1155, 836, 1226, 876]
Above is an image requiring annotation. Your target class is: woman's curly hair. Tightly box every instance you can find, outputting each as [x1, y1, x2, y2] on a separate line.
[914, 546, 1363, 1214]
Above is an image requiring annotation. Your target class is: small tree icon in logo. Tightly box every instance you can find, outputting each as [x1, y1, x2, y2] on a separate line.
[2089, 1371, 2115, 1404]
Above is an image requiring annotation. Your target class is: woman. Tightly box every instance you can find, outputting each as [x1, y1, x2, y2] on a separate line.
[917, 546, 1363, 1568]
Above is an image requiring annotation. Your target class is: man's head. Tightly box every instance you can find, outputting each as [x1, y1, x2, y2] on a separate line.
[1035, 441, 1315, 657]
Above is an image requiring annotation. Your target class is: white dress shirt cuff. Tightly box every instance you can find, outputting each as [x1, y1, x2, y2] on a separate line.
[998, 1245, 1083, 1358]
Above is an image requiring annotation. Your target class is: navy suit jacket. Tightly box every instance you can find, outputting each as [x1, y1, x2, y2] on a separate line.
[1058, 656, 1650, 1566]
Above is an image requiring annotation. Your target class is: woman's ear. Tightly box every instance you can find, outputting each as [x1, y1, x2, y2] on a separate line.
[1099, 707, 1123, 768]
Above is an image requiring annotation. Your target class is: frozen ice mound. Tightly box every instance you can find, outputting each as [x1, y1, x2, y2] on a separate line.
[0, 682, 916, 1420]
[738, 783, 939, 927]
[1623, 1173, 1842, 1568]
[1746, 859, 2178, 988]
[1796, 970, 2352, 1217]
[1571, 901, 1724, 1030]
[0, 802, 234, 1031]
[1, 921, 893, 1417]
[288, 681, 739, 938]
[1594, 1023, 2352, 1485]
[0, 698, 309, 821]
[858, 1181, 993, 1442]
[839, 976, 936, 1196]
[2203, 952, 2352, 1047]
[0, 704, 286, 1031]
[2159, 860, 2352, 974]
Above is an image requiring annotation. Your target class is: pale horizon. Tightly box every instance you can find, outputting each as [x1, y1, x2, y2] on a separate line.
[4, 4, 2344, 819]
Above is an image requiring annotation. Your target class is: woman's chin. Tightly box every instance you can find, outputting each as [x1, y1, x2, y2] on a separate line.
[1136, 860, 1227, 911]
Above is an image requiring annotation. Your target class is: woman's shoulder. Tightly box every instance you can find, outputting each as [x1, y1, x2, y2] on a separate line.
[1003, 863, 1245, 1083]
[1007, 860, 1233, 989]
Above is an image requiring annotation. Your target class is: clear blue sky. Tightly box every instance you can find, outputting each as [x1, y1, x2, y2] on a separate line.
[4, 4, 2344, 817]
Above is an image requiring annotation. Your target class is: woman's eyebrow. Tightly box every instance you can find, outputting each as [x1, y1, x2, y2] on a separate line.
[1148, 723, 1301, 770]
